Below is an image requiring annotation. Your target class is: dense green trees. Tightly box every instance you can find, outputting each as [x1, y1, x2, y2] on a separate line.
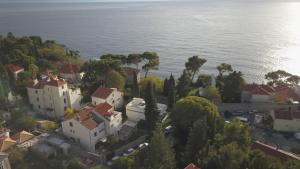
[106, 70, 125, 91]
[185, 56, 207, 81]
[144, 82, 160, 130]
[127, 53, 143, 69]
[265, 70, 300, 86]
[176, 70, 192, 98]
[201, 85, 221, 101]
[171, 96, 220, 144]
[141, 52, 159, 78]
[140, 76, 164, 95]
[131, 71, 140, 97]
[144, 124, 176, 169]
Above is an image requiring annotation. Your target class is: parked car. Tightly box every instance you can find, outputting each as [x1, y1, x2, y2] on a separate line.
[165, 125, 173, 134]
[138, 142, 149, 149]
[123, 148, 135, 157]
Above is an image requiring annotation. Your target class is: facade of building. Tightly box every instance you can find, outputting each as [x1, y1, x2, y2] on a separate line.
[59, 63, 84, 83]
[62, 103, 122, 152]
[0, 152, 11, 169]
[271, 108, 300, 132]
[4, 64, 24, 79]
[27, 77, 82, 118]
[126, 98, 167, 122]
[92, 87, 123, 109]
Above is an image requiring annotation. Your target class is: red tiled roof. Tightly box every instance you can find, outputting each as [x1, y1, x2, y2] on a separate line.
[92, 87, 114, 99]
[60, 64, 81, 74]
[94, 102, 113, 117]
[5, 64, 24, 73]
[75, 108, 100, 130]
[275, 87, 300, 102]
[28, 77, 66, 89]
[252, 141, 300, 162]
[242, 84, 273, 95]
[184, 163, 200, 169]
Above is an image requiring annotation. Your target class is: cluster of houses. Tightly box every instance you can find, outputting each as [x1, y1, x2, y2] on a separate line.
[241, 83, 300, 133]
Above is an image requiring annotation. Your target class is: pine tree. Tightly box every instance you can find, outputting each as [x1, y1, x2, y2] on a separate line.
[183, 119, 208, 166]
[163, 78, 169, 96]
[132, 72, 140, 97]
[145, 124, 176, 169]
[176, 70, 192, 98]
[144, 82, 159, 131]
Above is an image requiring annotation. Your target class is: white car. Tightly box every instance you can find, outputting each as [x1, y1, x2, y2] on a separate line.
[123, 148, 135, 157]
[138, 142, 149, 149]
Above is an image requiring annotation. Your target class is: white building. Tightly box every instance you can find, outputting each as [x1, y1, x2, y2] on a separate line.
[126, 98, 167, 122]
[241, 84, 275, 103]
[27, 77, 82, 118]
[59, 63, 84, 83]
[62, 103, 122, 152]
[92, 87, 123, 109]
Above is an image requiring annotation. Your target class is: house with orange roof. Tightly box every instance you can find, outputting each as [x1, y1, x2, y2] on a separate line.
[61, 102, 122, 152]
[184, 163, 200, 169]
[0, 137, 16, 152]
[271, 108, 300, 132]
[92, 87, 124, 109]
[4, 64, 24, 79]
[11, 131, 35, 144]
[59, 63, 84, 83]
[241, 84, 276, 103]
[27, 76, 82, 118]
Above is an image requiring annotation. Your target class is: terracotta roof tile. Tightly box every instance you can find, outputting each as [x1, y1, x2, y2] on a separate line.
[242, 84, 273, 95]
[74, 108, 101, 130]
[184, 163, 200, 169]
[11, 131, 35, 144]
[0, 136, 17, 152]
[5, 64, 24, 73]
[252, 141, 300, 162]
[275, 87, 300, 102]
[94, 102, 113, 117]
[92, 87, 114, 99]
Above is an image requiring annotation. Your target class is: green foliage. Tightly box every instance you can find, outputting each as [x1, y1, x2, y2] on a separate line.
[217, 63, 233, 76]
[45, 121, 59, 131]
[183, 119, 208, 166]
[221, 118, 251, 148]
[167, 78, 176, 110]
[163, 78, 169, 96]
[248, 150, 270, 169]
[203, 143, 248, 169]
[196, 74, 212, 87]
[127, 53, 143, 68]
[140, 75, 164, 95]
[100, 54, 127, 65]
[265, 70, 300, 86]
[143, 82, 159, 131]
[171, 96, 220, 144]
[112, 156, 135, 169]
[201, 85, 221, 101]
[185, 56, 207, 81]
[176, 70, 192, 98]
[28, 63, 39, 79]
[106, 70, 125, 91]
[131, 71, 140, 97]
[65, 159, 85, 169]
[141, 51, 159, 78]
[144, 124, 176, 169]
[221, 71, 244, 103]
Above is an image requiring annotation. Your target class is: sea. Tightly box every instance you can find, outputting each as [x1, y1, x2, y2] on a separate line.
[0, 0, 300, 82]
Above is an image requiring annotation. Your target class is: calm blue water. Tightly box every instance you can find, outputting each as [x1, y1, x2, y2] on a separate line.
[1, 0, 300, 82]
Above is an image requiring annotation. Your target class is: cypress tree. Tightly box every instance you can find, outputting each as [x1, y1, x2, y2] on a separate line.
[132, 71, 140, 97]
[168, 74, 175, 87]
[144, 82, 159, 131]
[167, 79, 175, 110]
[145, 124, 176, 169]
[163, 78, 169, 96]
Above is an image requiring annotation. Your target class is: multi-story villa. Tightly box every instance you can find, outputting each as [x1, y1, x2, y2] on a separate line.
[61, 102, 122, 152]
[27, 76, 82, 118]
[91, 87, 123, 109]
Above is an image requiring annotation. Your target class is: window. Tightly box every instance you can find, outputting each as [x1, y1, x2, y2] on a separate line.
[64, 98, 67, 104]
[38, 105, 41, 109]
[69, 122, 73, 127]
[64, 107, 67, 111]
[36, 97, 39, 102]
[62, 85, 64, 89]
[94, 132, 97, 137]
[94, 102, 96, 105]
[35, 90, 38, 94]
